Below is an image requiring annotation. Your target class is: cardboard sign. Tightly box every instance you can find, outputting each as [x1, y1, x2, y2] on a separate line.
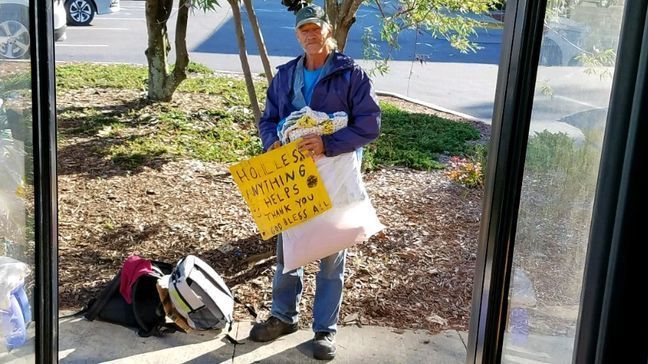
[229, 140, 332, 240]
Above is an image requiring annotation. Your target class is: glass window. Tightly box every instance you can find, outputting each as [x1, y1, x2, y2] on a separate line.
[0, 1, 36, 357]
[502, 1, 626, 363]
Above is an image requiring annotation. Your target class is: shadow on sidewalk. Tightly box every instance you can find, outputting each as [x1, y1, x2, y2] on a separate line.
[58, 315, 319, 363]
[188, 338, 315, 364]
[58, 316, 234, 363]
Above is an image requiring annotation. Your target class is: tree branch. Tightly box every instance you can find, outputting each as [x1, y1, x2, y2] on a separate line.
[227, 0, 261, 121]
[243, 0, 273, 83]
[338, 0, 351, 20]
[372, 0, 386, 18]
[325, 0, 340, 33]
[159, 0, 174, 24]
[345, 0, 364, 23]
[169, 0, 190, 93]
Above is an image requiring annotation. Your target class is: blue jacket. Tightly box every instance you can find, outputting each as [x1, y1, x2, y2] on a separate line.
[258, 52, 381, 157]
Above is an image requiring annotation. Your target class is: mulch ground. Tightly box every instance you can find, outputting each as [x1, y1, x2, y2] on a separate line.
[56, 88, 487, 334]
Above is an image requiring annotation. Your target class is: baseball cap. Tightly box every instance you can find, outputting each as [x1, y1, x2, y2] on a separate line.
[295, 4, 329, 29]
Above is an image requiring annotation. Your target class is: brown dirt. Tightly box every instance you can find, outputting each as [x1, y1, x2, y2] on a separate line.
[56, 88, 488, 334]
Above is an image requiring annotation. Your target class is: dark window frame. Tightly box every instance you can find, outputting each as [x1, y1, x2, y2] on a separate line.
[574, 2, 648, 363]
[467, 0, 648, 363]
[29, 0, 59, 362]
[23, 0, 646, 362]
[466, 0, 548, 362]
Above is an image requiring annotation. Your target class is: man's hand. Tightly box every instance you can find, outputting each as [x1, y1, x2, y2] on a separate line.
[298, 134, 325, 157]
[268, 141, 281, 151]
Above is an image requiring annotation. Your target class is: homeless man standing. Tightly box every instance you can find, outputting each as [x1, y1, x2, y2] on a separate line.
[249, 3, 381, 361]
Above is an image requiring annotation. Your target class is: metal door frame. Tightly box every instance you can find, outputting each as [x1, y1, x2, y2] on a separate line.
[467, 0, 648, 363]
[26, 0, 647, 362]
[29, 0, 59, 362]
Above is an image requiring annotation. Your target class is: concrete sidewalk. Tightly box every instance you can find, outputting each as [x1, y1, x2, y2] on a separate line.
[54, 317, 467, 363]
[0, 313, 577, 363]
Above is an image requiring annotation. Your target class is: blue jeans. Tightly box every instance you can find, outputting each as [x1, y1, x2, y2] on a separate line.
[271, 234, 346, 333]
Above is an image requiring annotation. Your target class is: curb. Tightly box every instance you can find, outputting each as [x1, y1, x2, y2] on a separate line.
[375, 90, 488, 124]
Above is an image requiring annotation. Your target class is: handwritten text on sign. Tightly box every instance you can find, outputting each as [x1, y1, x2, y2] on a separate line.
[228, 140, 332, 240]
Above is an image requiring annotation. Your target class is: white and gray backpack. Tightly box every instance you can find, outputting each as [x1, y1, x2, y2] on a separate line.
[168, 255, 234, 330]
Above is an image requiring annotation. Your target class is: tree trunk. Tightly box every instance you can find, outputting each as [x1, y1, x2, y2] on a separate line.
[145, 0, 173, 101]
[324, 0, 340, 46]
[228, 0, 262, 122]
[145, 0, 190, 102]
[242, 0, 273, 84]
[324, 0, 362, 52]
[334, 23, 352, 52]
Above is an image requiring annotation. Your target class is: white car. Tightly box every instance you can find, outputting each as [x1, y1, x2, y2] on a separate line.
[0, 0, 67, 59]
[65, 0, 120, 26]
[574, 0, 617, 8]
[540, 17, 589, 66]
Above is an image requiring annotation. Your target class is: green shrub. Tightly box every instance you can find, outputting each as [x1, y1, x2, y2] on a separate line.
[445, 156, 484, 188]
[364, 103, 480, 170]
[517, 130, 602, 250]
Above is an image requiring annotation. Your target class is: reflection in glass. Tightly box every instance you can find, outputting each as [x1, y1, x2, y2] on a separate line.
[502, 1, 625, 363]
[0, 57, 35, 358]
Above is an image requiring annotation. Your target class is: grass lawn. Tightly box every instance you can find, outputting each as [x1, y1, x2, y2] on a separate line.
[56, 62, 480, 171]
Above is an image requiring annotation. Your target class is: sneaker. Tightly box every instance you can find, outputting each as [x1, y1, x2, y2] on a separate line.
[313, 332, 336, 360]
[249, 316, 298, 342]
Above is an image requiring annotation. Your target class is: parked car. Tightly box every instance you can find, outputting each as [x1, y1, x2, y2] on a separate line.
[540, 17, 588, 66]
[573, 0, 617, 8]
[65, 0, 120, 26]
[0, 0, 67, 59]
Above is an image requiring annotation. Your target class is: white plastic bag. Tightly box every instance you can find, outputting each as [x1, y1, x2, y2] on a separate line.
[281, 152, 384, 273]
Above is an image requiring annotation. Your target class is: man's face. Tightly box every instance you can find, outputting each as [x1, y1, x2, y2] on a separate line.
[296, 23, 329, 55]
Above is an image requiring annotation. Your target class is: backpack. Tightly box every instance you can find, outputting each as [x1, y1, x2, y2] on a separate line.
[167, 255, 235, 331]
[81, 260, 179, 337]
